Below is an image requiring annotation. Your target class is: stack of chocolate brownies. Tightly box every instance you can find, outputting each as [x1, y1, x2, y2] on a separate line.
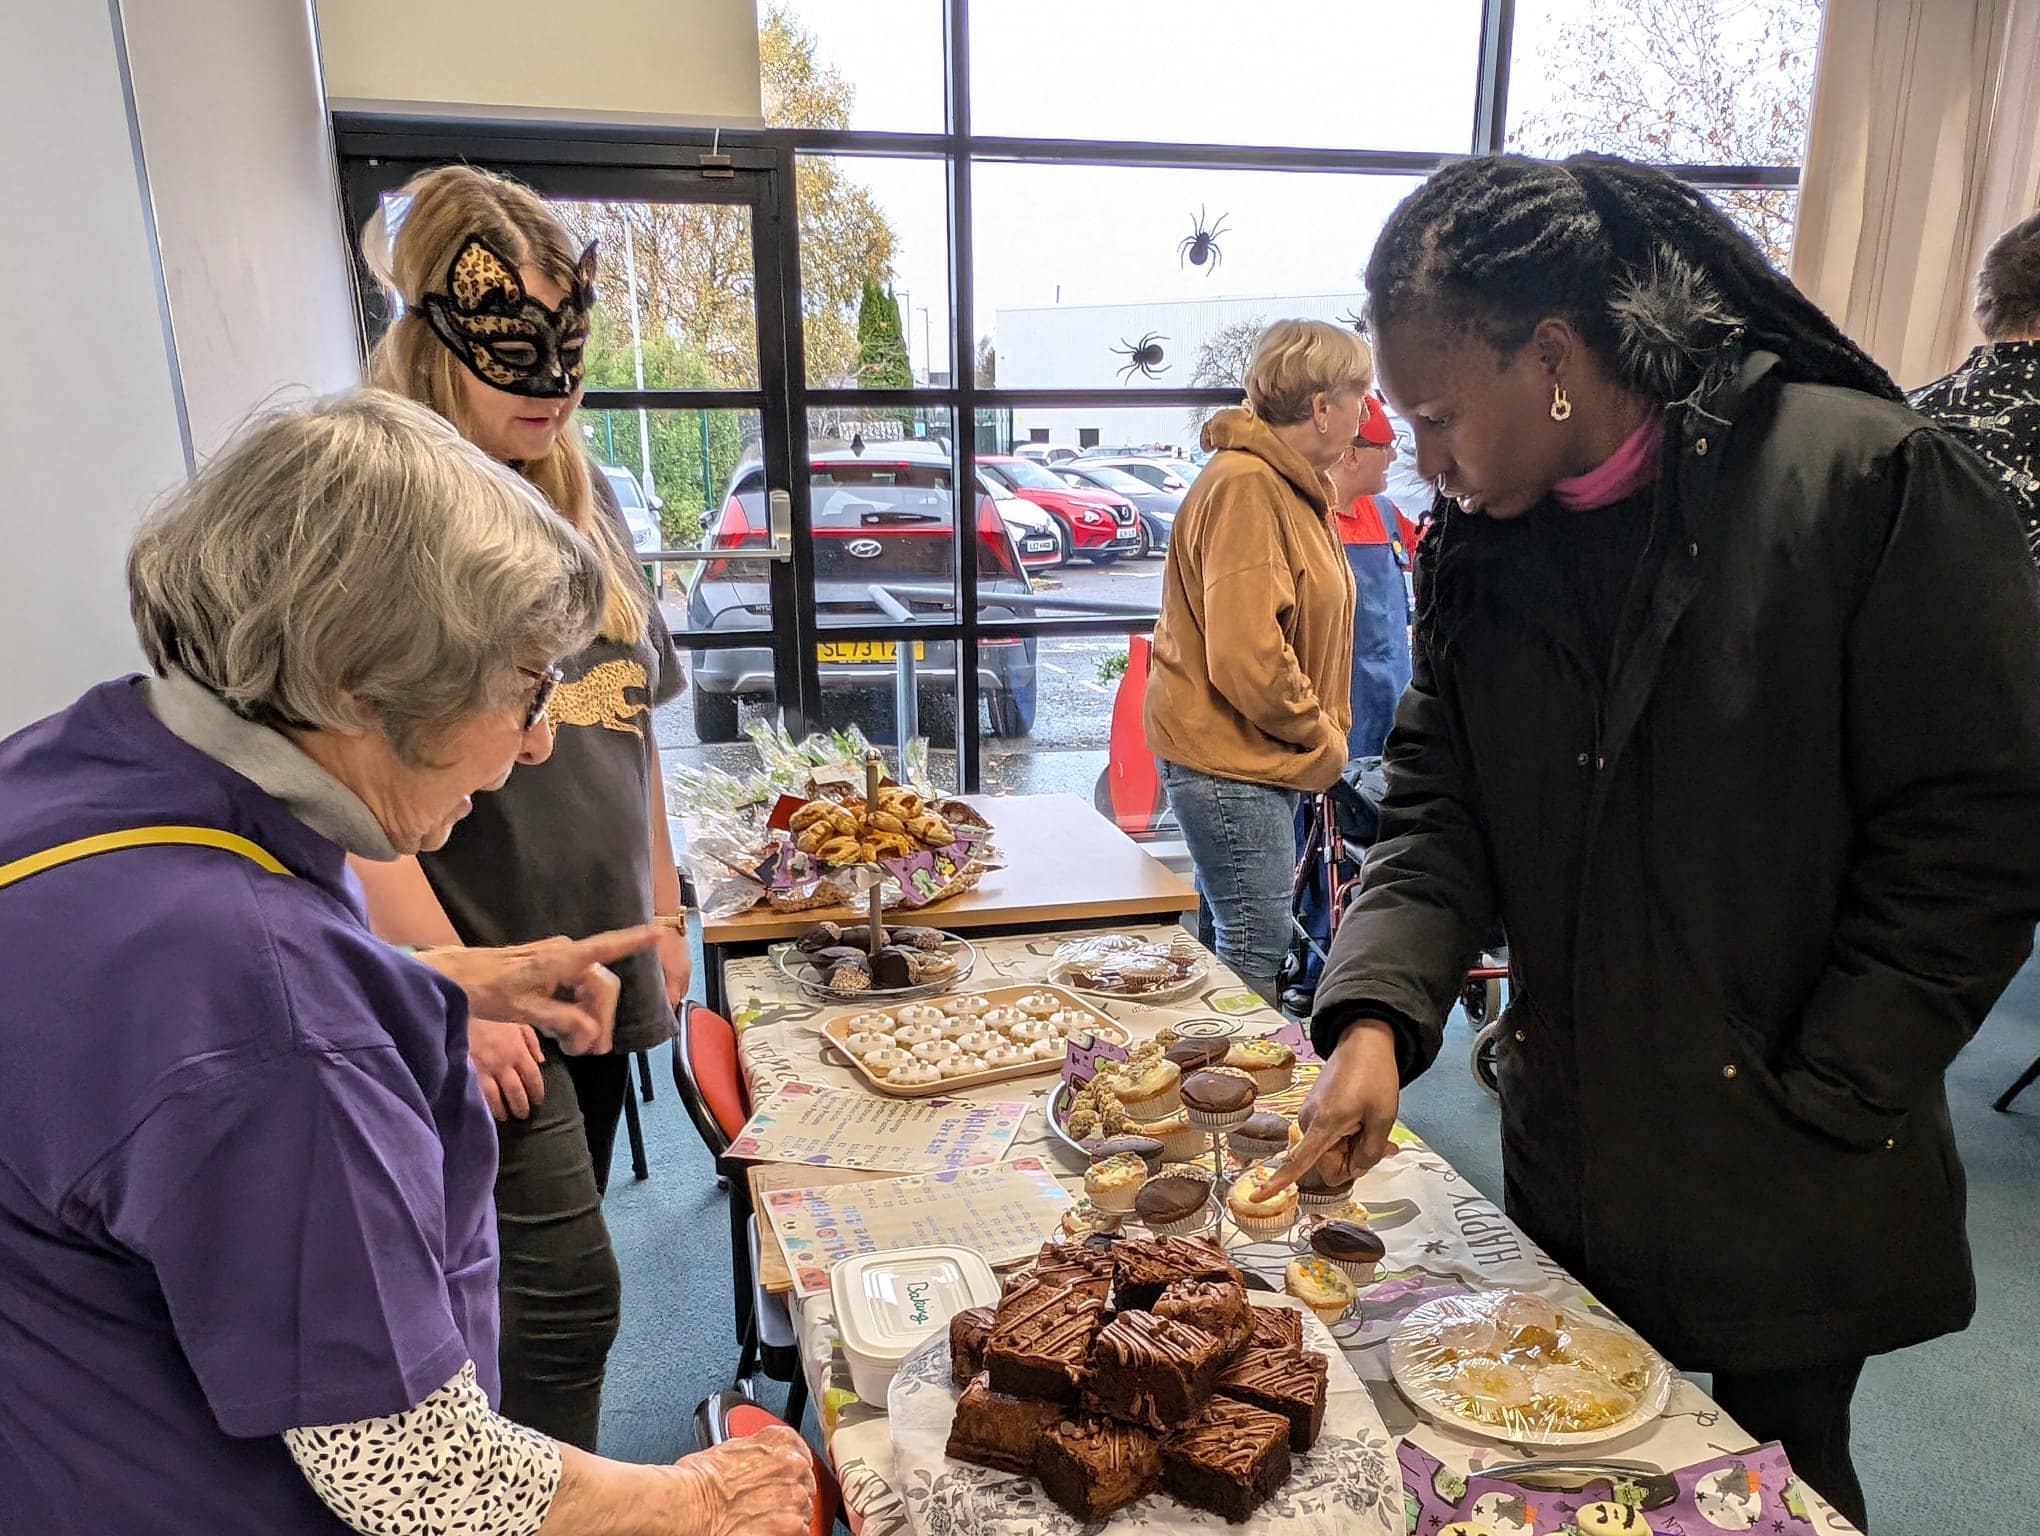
[942, 1235, 1331, 1524]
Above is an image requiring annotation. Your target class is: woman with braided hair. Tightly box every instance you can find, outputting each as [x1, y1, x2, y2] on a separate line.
[1268, 155, 2040, 1526]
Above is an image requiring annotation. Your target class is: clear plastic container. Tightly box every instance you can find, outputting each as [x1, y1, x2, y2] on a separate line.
[832, 1246, 1002, 1407]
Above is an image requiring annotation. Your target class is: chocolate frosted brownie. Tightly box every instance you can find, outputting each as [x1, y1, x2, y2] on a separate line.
[945, 1373, 1065, 1474]
[1111, 1235, 1242, 1311]
[1217, 1346, 1329, 1450]
[1031, 1239, 1116, 1302]
[1161, 1394, 1293, 1523]
[1081, 1311, 1226, 1432]
[948, 1306, 996, 1388]
[1154, 1279, 1252, 1361]
[986, 1275, 1107, 1402]
[1034, 1414, 1161, 1521]
[1245, 1305, 1304, 1356]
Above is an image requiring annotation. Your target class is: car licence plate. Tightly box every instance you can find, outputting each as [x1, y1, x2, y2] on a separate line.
[816, 641, 927, 664]
[1024, 538, 1056, 553]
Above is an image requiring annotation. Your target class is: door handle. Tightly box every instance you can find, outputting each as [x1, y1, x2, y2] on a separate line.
[642, 488, 797, 564]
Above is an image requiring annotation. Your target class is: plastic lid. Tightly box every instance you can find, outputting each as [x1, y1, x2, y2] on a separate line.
[832, 1246, 1002, 1364]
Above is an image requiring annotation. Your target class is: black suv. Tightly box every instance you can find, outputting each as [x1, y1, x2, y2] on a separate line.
[686, 445, 1039, 741]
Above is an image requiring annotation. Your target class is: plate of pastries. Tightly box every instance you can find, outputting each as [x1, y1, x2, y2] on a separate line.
[1389, 1289, 1673, 1447]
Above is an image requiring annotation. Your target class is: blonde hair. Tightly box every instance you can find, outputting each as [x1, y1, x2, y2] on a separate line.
[129, 390, 608, 767]
[361, 164, 646, 643]
[1243, 319, 1375, 426]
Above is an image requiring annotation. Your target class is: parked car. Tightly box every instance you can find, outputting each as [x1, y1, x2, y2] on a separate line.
[689, 449, 1039, 741]
[983, 476, 1064, 571]
[1079, 455, 1202, 497]
[979, 454, 1142, 564]
[1014, 441, 1083, 465]
[1051, 462, 1182, 557]
[601, 463, 664, 555]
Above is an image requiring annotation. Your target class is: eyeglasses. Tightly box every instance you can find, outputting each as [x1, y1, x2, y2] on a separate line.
[516, 664, 564, 732]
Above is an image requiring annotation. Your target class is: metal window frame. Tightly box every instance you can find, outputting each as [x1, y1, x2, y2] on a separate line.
[331, 0, 1806, 792]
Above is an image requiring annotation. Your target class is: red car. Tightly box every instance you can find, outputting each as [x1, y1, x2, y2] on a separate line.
[978, 454, 1144, 564]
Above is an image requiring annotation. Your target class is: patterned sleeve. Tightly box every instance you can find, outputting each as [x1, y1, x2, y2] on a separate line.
[284, 1362, 562, 1536]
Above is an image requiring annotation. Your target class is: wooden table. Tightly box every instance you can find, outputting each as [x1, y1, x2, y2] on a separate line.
[698, 792, 1195, 1012]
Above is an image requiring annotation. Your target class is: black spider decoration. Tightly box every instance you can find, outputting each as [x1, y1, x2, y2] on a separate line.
[1178, 206, 1230, 270]
[1112, 333, 1168, 381]
[1338, 307, 1368, 335]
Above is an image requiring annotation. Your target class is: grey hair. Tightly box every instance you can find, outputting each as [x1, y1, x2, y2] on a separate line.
[128, 389, 609, 766]
[1243, 319, 1375, 425]
[1976, 209, 2040, 340]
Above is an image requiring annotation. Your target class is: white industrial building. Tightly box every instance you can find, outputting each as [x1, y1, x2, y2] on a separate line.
[995, 289, 1370, 455]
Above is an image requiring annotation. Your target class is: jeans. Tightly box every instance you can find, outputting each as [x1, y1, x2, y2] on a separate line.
[494, 1047, 631, 1451]
[1160, 760, 1299, 1005]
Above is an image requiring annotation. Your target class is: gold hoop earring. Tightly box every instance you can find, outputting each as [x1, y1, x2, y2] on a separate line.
[1550, 383, 1573, 423]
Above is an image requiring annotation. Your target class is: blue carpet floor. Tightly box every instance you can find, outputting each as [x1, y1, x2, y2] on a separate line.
[597, 946, 2040, 1531]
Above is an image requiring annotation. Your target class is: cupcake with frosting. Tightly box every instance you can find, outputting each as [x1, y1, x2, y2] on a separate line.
[894, 1004, 946, 1030]
[1016, 991, 1062, 1018]
[1284, 1255, 1355, 1323]
[886, 1061, 944, 1088]
[1225, 1036, 1297, 1094]
[939, 1054, 989, 1079]
[1225, 1162, 1299, 1241]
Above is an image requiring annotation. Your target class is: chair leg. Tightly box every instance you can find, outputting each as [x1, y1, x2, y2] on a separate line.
[636, 1047, 655, 1103]
[782, 1363, 810, 1432]
[1994, 1053, 2040, 1113]
[737, 1310, 760, 1385]
[729, 1181, 755, 1345]
[622, 1083, 649, 1181]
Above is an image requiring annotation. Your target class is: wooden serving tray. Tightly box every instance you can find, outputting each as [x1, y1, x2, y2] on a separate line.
[819, 981, 1129, 1098]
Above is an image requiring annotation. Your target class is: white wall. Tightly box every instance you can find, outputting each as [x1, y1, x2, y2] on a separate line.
[0, 0, 360, 735]
[316, 0, 764, 126]
[122, 0, 361, 455]
[0, 1, 191, 732]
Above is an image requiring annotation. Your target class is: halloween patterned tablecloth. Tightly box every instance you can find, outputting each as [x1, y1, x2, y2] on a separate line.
[724, 925, 1861, 1536]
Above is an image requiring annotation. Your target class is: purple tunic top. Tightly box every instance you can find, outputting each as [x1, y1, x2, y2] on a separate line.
[0, 680, 501, 1533]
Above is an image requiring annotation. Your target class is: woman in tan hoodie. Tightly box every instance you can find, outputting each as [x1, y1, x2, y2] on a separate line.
[1145, 319, 1370, 1002]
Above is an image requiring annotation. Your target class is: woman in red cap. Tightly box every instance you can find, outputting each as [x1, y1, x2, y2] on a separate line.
[1325, 393, 1421, 758]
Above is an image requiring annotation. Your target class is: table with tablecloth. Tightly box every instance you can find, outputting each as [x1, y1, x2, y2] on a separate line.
[723, 923, 1859, 1536]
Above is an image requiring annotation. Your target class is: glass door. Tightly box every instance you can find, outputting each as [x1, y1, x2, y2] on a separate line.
[340, 147, 816, 779]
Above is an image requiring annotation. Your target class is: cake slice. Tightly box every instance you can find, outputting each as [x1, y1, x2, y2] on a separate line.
[1030, 1238, 1116, 1302]
[1155, 1278, 1252, 1360]
[948, 1305, 996, 1388]
[1217, 1345, 1329, 1450]
[985, 1274, 1107, 1403]
[944, 1372, 1064, 1474]
[1081, 1310, 1226, 1432]
[1161, 1394, 1293, 1523]
[1111, 1234, 1242, 1311]
[1245, 1304, 1304, 1356]
[1034, 1414, 1161, 1521]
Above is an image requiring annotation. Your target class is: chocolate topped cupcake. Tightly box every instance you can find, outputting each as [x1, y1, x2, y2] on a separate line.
[1308, 1220, 1385, 1283]
[1163, 1038, 1232, 1072]
[1133, 1173, 1213, 1237]
[1227, 1111, 1292, 1163]
[1295, 1163, 1357, 1209]
[1180, 1069, 1256, 1131]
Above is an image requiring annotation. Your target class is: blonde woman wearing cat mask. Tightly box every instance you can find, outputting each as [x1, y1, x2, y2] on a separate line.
[352, 164, 689, 1451]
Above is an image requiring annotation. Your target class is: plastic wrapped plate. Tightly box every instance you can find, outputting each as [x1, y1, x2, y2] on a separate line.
[1046, 932, 1209, 1003]
[1388, 1290, 1673, 1448]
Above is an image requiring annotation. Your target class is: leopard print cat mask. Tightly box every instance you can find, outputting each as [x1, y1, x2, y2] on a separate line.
[419, 233, 597, 399]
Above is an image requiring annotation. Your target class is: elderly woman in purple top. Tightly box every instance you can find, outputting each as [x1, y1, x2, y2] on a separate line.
[0, 392, 812, 1536]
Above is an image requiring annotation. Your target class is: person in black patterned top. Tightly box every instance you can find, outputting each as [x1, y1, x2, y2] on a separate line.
[1912, 210, 2040, 562]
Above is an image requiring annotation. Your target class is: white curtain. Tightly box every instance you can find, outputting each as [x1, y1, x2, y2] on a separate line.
[1790, 0, 2040, 388]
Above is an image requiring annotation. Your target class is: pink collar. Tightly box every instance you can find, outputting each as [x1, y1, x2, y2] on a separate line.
[1552, 410, 1664, 510]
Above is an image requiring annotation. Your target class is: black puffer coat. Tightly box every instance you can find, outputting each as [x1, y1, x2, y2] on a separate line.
[1312, 351, 2040, 1371]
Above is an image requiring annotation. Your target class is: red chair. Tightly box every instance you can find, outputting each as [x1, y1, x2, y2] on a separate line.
[694, 1388, 840, 1536]
[671, 1004, 810, 1429]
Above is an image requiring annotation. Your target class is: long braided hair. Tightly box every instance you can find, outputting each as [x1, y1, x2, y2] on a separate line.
[1365, 154, 1899, 404]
